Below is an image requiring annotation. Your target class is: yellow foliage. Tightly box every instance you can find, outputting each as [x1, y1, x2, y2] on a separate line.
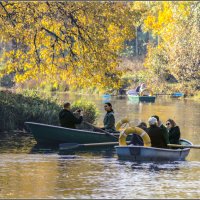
[0, 2, 138, 90]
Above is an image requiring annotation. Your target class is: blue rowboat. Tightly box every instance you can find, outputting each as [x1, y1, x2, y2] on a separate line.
[115, 139, 192, 161]
[171, 92, 184, 97]
[128, 94, 156, 103]
[102, 94, 111, 99]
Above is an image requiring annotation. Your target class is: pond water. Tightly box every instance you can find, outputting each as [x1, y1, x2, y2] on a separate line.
[0, 95, 199, 198]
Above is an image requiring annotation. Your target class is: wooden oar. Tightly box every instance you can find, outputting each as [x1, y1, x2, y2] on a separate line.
[168, 144, 200, 149]
[83, 121, 118, 139]
[59, 141, 119, 150]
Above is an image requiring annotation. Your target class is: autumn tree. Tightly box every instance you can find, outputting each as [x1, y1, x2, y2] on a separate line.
[143, 1, 200, 90]
[0, 2, 143, 91]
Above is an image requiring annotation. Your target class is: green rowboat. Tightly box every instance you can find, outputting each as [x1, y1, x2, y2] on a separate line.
[128, 94, 156, 103]
[25, 122, 119, 145]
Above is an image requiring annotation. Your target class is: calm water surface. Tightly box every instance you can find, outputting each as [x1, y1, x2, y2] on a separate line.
[0, 95, 199, 199]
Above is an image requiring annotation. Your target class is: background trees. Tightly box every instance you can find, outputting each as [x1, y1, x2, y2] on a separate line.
[0, 2, 199, 93]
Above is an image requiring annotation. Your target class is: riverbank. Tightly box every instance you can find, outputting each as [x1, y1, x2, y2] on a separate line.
[0, 90, 99, 133]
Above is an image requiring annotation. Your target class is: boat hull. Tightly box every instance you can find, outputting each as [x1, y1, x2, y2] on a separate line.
[128, 95, 156, 103]
[115, 139, 192, 161]
[25, 122, 119, 145]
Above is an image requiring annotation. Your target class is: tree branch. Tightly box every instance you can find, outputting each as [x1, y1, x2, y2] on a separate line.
[0, 2, 15, 27]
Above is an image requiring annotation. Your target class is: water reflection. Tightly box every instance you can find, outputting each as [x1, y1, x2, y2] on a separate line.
[130, 162, 180, 172]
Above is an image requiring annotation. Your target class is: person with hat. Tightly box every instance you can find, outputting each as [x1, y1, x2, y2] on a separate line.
[147, 117, 168, 148]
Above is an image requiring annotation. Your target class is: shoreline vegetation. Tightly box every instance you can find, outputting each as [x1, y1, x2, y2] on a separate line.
[0, 90, 99, 133]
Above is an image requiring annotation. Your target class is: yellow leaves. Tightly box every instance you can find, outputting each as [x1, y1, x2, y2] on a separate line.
[0, 2, 144, 90]
[144, 15, 156, 29]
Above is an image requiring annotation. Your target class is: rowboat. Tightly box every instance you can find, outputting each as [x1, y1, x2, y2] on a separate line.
[25, 122, 119, 145]
[115, 139, 192, 161]
[171, 92, 184, 98]
[128, 94, 156, 103]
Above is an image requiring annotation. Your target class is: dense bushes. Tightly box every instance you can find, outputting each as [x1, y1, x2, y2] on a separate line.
[0, 90, 99, 132]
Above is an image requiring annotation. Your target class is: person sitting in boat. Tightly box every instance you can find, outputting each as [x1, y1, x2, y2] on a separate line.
[59, 102, 83, 129]
[147, 117, 168, 148]
[101, 102, 116, 133]
[166, 119, 181, 145]
[135, 83, 146, 94]
[139, 83, 146, 92]
[129, 122, 148, 146]
[152, 115, 169, 145]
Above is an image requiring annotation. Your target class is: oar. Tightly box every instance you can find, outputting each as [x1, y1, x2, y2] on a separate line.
[168, 144, 200, 149]
[83, 121, 118, 139]
[59, 141, 119, 150]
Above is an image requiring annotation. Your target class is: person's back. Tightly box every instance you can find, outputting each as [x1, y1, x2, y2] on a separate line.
[147, 117, 168, 148]
[169, 126, 180, 144]
[147, 126, 168, 148]
[59, 102, 83, 129]
[130, 122, 147, 146]
[152, 115, 169, 146]
[135, 85, 141, 93]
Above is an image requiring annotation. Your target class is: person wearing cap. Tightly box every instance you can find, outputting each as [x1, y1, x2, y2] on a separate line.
[147, 117, 168, 148]
[152, 115, 169, 145]
[59, 102, 83, 129]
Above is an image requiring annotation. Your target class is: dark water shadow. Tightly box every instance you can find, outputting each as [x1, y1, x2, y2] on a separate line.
[29, 143, 59, 154]
[118, 160, 182, 172]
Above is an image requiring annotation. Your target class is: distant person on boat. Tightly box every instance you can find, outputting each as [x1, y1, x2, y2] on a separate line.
[129, 122, 148, 146]
[166, 119, 181, 145]
[101, 102, 116, 133]
[152, 115, 169, 145]
[147, 117, 168, 148]
[135, 83, 146, 93]
[59, 102, 83, 129]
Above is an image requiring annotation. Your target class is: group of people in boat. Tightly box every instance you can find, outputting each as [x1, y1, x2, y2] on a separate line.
[59, 102, 181, 148]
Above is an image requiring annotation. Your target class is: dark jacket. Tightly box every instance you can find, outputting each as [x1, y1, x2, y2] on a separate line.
[160, 124, 170, 145]
[168, 126, 181, 144]
[147, 125, 168, 148]
[130, 127, 148, 146]
[59, 109, 83, 129]
[103, 111, 116, 132]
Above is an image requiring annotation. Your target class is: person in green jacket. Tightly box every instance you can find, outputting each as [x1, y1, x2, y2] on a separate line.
[102, 102, 116, 133]
[152, 115, 170, 146]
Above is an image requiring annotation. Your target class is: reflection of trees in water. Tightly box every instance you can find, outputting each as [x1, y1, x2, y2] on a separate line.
[0, 132, 35, 153]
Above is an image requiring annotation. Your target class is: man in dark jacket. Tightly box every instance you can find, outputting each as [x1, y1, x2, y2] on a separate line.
[147, 117, 168, 148]
[152, 115, 169, 145]
[59, 102, 83, 129]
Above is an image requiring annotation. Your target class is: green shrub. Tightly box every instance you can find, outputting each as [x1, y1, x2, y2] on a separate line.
[0, 90, 99, 132]
[71, 99, 99, 124]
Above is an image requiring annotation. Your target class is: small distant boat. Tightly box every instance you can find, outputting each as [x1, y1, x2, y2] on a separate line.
[115, 139, 192, 161]
[25, 122, 119, 145]
[127, 88, 156, 103]
[102, 94, 111, 102]
[128, 94, 156, 103]
[171, 92, 184, 98]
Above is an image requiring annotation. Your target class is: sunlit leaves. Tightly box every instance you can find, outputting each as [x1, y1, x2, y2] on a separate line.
[0, 2, 138, 91]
